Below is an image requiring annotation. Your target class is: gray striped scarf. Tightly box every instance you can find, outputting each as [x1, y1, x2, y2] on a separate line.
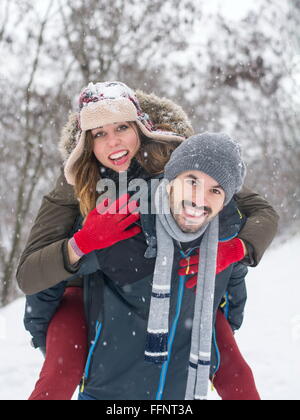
[145, 179, 219, 400]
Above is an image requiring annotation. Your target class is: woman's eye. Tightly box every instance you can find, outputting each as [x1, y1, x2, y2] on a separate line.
[212, 188, 221, 195]
[117, 124, 129, 131]
[94, 131, 105, 138]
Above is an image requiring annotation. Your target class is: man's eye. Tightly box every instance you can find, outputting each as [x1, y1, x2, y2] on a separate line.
[212, 188, 221, 195]
[186, 179, 197, 186]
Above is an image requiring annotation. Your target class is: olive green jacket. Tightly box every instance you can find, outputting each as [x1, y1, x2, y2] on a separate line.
[16, 167, 279, 295]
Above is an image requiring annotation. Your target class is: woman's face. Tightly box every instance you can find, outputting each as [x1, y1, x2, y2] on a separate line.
[91, 122, 141, 172]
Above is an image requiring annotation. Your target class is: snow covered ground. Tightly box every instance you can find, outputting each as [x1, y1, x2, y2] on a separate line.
[208, 234, 300, 400]
[0, 236, 299, 400]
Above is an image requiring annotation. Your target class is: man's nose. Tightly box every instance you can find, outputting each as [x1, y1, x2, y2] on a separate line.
[192, 189, 206, 208]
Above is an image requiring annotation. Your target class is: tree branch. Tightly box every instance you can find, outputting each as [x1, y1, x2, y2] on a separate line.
[0, 0, 10, 44]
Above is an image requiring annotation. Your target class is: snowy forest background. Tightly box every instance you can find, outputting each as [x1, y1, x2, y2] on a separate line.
[0, 0, 299, 307]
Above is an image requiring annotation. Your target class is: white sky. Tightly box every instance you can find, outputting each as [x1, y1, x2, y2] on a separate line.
[202, 0, 263, 19]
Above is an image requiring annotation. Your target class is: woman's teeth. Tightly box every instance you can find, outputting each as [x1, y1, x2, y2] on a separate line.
[109, 151, 129, 161]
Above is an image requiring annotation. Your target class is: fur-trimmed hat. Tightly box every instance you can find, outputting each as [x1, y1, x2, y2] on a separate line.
[62, 82, 193, 185]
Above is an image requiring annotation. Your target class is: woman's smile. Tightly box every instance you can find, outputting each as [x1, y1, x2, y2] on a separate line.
[108, 149, 130, 166]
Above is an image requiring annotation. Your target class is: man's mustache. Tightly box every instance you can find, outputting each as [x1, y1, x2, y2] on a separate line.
[182, 201, 212, 215]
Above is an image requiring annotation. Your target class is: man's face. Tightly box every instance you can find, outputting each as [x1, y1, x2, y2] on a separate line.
[168, 170, 225, 233]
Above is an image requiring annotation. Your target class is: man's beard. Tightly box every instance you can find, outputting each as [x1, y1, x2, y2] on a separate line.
[169, 193, 213, 233]
[171, 210, 208, 233]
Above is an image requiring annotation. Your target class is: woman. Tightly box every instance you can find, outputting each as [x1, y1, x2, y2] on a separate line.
[17, 81, 278, 400]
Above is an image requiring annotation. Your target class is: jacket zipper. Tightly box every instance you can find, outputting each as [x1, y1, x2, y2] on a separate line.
[156, 248, 196, 400]
[80, 321, 102, 394]
[156, 273, 186, 400]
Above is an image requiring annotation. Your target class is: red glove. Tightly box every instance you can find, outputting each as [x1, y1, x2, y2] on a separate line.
[178, 238, 246, 289]
[72, 194, 141, 255]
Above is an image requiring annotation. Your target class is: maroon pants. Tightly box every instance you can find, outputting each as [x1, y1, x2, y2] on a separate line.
[213, 310, 261, 400]
[28, 288, 88, 400]
[29, 290, 260, 400]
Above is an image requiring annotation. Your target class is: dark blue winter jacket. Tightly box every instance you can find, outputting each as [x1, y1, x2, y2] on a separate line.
[24, 195, 247, 395]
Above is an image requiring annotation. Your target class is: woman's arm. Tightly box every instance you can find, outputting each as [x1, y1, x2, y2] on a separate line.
[236, 186, 279, 266]
[16, 167, 81, 295]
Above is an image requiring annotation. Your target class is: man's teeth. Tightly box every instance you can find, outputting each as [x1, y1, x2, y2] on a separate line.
[184, 207, 205, 217]
[109, 151, 128, 160]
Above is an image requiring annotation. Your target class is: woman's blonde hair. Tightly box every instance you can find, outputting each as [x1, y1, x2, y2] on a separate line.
[73, 123, 183, 217]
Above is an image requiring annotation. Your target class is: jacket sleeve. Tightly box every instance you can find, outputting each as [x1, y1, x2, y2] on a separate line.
[16, 167, 81, 295]
[226, 262, 248, 332]
[235, 186, 279, 266]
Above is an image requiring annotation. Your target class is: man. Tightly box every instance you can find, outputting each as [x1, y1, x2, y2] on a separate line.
[74, 132, 255, 400]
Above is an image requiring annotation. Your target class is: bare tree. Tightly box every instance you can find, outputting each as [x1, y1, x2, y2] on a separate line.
[0, 0, 56, 305]
[0, 0, 10, 44]
[57, 0, 196, 86]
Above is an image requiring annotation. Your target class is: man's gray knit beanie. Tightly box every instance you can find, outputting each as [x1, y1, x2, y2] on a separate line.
[164, 132, 247, 206]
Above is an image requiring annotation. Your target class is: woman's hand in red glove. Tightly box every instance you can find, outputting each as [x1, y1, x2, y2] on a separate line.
[70, 193, 141, 257]
[178, 238, 246, 289]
